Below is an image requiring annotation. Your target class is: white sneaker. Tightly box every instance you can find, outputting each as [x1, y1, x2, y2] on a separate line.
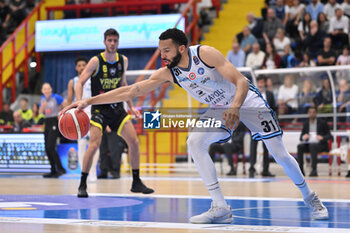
[304, 192, 329, 220]
[88, 175, 97, 183]
[190, 202, 233, 224]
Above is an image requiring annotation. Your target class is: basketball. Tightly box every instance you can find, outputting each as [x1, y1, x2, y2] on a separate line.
[59, 108, 90, 140]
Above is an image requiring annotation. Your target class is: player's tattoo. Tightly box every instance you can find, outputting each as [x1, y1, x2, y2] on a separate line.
[135, 84, 140, 93]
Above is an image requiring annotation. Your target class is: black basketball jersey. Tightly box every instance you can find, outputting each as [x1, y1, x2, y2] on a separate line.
[91, 52, 124, 108]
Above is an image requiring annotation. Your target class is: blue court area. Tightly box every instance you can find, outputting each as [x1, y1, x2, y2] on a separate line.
[0, 194, 349, 230]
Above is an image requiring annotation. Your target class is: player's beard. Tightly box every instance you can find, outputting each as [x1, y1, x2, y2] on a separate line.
[166, 51, 182, 69]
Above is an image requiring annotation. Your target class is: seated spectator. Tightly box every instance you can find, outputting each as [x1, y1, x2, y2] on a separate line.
[336, 47, 350, 66]
[299, 53, 317, 67]
[317, 12, 329, 34]
[263, 43, 281, 69]
[285, 0, 305, 38]
[317, 37, 336, 66]
[262, 0, 278, 20]
[329, 7, 349, 50]
[341, 0, 350, 17]
[0, 0, 11, 43]
[298, 12, 312, 41]
[337, 80, 350, 118]
[240, 26, 258, 54]
[245, 43, 265, 69]
[0, 102, 14, 125]
[9, 0, 27, 28]
[297, 106, 332, 176]
[246, 13, 264, 40]
[274, 0, 288, 25]
[208, 122, 246, 176]
[306, 0, 324, 20]
[278, 75, 299, 112]
[314, 78, 333, 113]
[267, 77, 278, 100]
[263, 8, 283, 43]
[286, 50, 303, 68]
[12, 110, 31, 132]
[31, 103, 44, 125]
[323, 0, 340, 20]
[273, 28, 291, 66]
[18, 97, 33, 122]
[304, 21, 326, 59]
[226, 41, 245, 68]
[298, 79, 317, 113]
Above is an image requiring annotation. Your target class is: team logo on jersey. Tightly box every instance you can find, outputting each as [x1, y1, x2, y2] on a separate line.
[110, 68, 116, 76]
[193, 56, 200, 65]
[198, 67, 205, 75]
[143, 110, 161, 129]
[189, 72, 196, 80]
[102, 65, 108, 73]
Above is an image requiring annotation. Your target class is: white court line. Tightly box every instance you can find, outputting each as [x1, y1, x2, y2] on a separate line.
[89, 193, 350, 203]
[0, 217, 348, 233]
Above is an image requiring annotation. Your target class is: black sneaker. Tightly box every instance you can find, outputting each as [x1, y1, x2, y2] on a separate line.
[309, 170, 318, 177]
[261, 171, 275, 177]
[226, 169, 236, 176]
[58, 168, 67, 174]
[345, 171, 350, 178]
[43, 172, 59, 178]
[97, 174, 108, 179]
[131, 180, 154, 194]
[77, 185, 88, 198]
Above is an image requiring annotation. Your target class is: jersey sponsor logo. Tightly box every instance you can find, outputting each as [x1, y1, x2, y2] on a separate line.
[198, 67, 205, 75]
[189, 82, 199, 89]
[200, 77, 210, 84]
[204, 89, 226, 105]
[110, 68, 117, 76]
[177, 77, 190, 83]
[100, 77, 121, 89]
[189, 72, 196, 80]
[193, 56, 200, 65]
[196, 90, 206, 97]
[143, 110, 161, 129]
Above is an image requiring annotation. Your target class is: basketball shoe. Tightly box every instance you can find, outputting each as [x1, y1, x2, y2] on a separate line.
[190, 202, 233, 224]
[304, 192, 329, 220]
[77, 184, 88, 198]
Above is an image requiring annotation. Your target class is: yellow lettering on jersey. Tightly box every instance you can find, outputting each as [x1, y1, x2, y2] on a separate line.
[102, 65, 107, 73]
[100, 77, 121, 89]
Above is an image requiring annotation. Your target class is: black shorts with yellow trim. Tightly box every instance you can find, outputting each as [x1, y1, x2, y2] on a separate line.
[90, 105, 131, 136]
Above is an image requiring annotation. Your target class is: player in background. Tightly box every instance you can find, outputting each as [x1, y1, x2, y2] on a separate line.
[63, 28, 328, 223]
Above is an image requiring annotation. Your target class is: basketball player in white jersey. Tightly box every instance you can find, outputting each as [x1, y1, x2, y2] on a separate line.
[63, 28, 328, 223]
[65, 57, 98, 182]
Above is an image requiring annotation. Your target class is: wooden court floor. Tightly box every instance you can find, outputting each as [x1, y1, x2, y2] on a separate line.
[0, 172, 349, 233]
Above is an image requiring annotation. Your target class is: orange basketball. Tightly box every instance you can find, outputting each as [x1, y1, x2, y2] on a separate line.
[59, 108, 90, 140]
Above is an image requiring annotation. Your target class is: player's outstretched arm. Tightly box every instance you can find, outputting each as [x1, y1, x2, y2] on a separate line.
[75, 57, 98, 100]
[198, 45, 249, 129]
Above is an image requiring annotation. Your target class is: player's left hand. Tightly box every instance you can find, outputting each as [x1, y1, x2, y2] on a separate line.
[60, 99, 88, 116]
[223, 108, 240, 130]
[131, 107, 141, 118]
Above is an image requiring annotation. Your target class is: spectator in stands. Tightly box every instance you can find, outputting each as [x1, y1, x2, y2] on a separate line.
[329, 7, 349, 50]
[226, 42, 245, 68]
[336, 47, 350, 66]
[262, 0, 278, 20]
[317, 12, 330, 33]
[263, 8, 283, 43]
[304, 21, 326, 59]
[317, 37, 336, 66]
[337, 80, 350, 120]
[263, 43, 281, 69]
[40, 83, 66, 178]
[285, 0, 305, 38]
[341, 0, 350, 17]
[298, 12, 312, 41]
[286, 50, 303, 68]
[306, 0, 324, 20]
[12, 110, 31, 132]
[323, 0, 340, 20]
[64, 0, 77, 19]
[278, 75, 299, 112]
[298, 79, 316, 113]
[273, 28, 291, 67]
[246, 13, 264, 40]
[18, 97, 33, 122]
[79, 0, 91, 18]
[266, 77, 278, 99]
[9, 0, 27, 28]
[274, 0, 288, 25]
[208, 122, 246, 176]
[299, 53, 317, 67]
[30, 103, 44, 125]
[240, 26, 258, 54]
[314, 78, 333, 113]
[297, 106, 332, 176]
[0, 0, 11, 43]
[0, 102, 13, 125]
[249, 76, 276, 178]
[245, 43, 265, 69]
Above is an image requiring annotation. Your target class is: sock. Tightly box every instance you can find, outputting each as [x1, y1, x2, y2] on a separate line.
[263, 136, 312, 199]
[207, 182, 227, 207]
[80, 172, 88, 188]
[132, 169, 141, 182]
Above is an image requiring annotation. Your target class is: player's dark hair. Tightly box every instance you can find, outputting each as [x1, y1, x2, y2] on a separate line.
[104, 28, 119, 40]
[159, 28, 188, 47]
[307, 106, 317, 112]
[256, 76, 267, 82]
[75, 56, 88, 65]
[20, 97, 28, 103]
